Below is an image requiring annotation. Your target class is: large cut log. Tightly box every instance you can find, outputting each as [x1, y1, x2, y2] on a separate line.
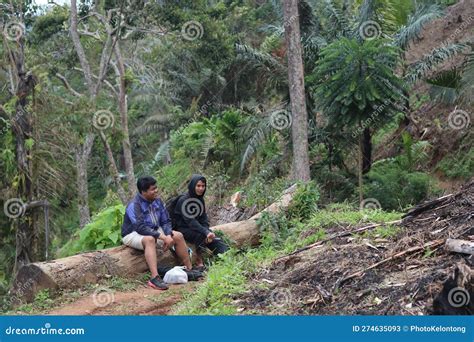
[10, 185, 297, 303]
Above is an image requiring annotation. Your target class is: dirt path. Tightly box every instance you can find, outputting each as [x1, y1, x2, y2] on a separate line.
[47, 283, 197, 316]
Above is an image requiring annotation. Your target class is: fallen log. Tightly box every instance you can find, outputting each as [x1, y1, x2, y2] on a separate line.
[445, 239, 474, 255]
[10, 185, 297, 303]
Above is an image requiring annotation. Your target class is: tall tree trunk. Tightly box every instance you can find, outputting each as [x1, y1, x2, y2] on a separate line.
[9, 38, 37, 273]
[99, 131, 129, 205]
[75, 134, 95, 228]
[283, 0, 310, 182]
[358, 130, 364, 206]
[114, 43, 136, 199]
[362, 127, 372, 174]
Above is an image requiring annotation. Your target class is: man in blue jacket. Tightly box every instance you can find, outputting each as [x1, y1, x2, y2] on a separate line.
[122, 176, 192, 290]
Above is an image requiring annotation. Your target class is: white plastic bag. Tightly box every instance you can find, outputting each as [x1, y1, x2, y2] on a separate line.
[163, 266, 188, 284]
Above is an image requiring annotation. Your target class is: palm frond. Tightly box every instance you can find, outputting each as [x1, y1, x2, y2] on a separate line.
[240, 124, 270, 173]
[236, 44, 287, 73]
[240, 103, 289, 173]
[235, 43, 288, 90]
[154, 140, 170, 164]
[320, 0, 350, 39]
[426, 68, 461, 105]
[395, 4, 443, 50]
[405, 43, 468, 84]
[459, 50, 474, 106]
[200, 129, 215, 167]
[133, 113, 172, 135]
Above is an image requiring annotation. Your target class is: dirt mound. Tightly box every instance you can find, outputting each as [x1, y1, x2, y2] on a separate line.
[238, 181, 473, 315]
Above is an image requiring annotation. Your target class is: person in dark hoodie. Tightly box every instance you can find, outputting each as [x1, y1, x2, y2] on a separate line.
[174, 174, 228, 270]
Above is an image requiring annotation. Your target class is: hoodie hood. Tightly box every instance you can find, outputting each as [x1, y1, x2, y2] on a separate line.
[188, 174, 207, 198]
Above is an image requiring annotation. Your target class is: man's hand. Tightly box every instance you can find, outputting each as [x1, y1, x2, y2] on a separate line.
[160, 234, 174, 251]
[206, 232, 215, 244]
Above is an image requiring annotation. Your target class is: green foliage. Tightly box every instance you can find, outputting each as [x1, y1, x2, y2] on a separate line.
[437, 146, 474, 180]
[286, 181, 320, 221]
[239, 176, 292, 211]
[257, 212, 294, 248]
[169, 108, 246, 175]
[58, 204, 125, 258]
[175, 249, 265, 315]
[6, 289, 54, 314]
[30, 6, 69, 43]
[362, 224, 402, 240]
[399, 132, 431, 170]
[309, 37, 404, 129]
[307, 202, 401, 227]
[154, 158, 194, 198]
[364, 159, 438, 211]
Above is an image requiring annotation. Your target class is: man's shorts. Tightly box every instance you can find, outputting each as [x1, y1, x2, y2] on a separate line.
[122, 228, 164, 250]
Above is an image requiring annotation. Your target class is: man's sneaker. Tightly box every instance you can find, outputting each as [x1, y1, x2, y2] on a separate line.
[184, 269, 204, 281]
[192, 265, 207, 273]
[148, 276, 169, 290]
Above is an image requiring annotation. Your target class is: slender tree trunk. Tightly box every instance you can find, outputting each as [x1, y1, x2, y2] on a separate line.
[69, 0, 94, 92]
[283, 0, 310, 182]
[9, 38, 37, 273]
[99, 131, 129, 205]
[75, 134, 95, 228]
[362, 127, 372, 174]
[358, 131, 364, 206]
[114, 43, 136, 199]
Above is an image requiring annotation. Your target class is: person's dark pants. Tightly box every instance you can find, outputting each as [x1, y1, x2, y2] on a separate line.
[178, 229, 229, 256]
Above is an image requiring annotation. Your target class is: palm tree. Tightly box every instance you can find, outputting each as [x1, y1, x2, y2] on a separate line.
[309, 37, 405, 201]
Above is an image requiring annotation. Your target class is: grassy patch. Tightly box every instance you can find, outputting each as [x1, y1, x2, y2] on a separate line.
[175, 198, 403, 315]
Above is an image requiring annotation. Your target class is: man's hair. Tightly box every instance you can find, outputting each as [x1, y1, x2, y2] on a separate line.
[137, 176, 157, 194]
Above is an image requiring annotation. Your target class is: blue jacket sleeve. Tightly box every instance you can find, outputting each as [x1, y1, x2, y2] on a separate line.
[127, 202, 161, 238]
[157, 199, 173, 235]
